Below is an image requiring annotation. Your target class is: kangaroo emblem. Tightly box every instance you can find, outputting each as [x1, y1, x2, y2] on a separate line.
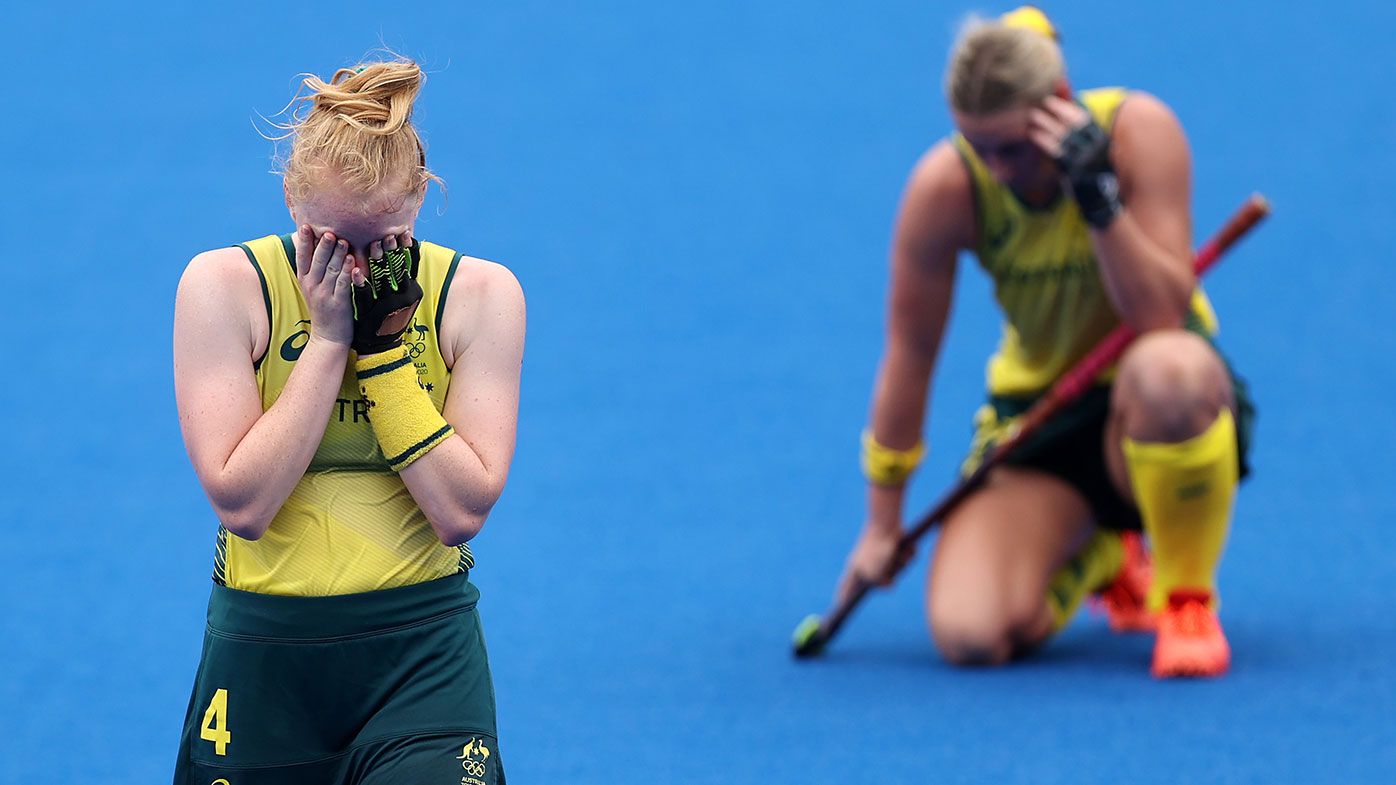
[457, 738, 491, 761]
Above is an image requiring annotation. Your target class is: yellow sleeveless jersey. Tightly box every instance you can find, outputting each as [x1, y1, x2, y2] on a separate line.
[952, 87, 1219, 396]
[215, 234, 473, 596]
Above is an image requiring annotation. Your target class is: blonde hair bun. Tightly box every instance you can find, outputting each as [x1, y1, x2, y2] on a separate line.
[999, 6, 1059, 42]
[305, 62, 424, 137]
[281, 57, 441, 204]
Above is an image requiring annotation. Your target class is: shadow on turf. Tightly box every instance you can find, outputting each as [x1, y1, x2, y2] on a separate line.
[801, 619, 1159, 677]
[800, 616, 1296, 687]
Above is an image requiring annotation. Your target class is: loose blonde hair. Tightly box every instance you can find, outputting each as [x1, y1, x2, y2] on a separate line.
[275, 57, 442, 207]
[945, 15, 1064, 115]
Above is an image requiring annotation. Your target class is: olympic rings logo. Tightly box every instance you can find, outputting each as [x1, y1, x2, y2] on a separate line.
[461, 761, 486, 777]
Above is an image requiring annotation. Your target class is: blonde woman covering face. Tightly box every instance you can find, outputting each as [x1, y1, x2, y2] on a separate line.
[171, 59, 522, 783]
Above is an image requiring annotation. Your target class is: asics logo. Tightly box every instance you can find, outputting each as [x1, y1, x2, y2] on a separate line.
[280, 320, 312, 362]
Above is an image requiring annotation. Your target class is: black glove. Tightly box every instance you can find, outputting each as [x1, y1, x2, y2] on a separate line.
[1054, 117, 1122, 229]
[352, 242, 424, 356]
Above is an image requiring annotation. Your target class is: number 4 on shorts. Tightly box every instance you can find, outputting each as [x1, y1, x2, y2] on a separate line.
[200, 688, 231, 755]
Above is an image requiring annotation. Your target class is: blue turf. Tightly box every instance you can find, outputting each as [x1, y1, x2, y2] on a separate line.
[3, 1, 1395, 782]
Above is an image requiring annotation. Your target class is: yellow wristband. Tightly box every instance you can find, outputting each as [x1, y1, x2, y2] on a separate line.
[356, 349, 455, 472]
[860, 429, 926, 487]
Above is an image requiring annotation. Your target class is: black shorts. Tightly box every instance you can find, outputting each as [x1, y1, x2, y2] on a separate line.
[172, 573, 504, 784]
[962, 366, 1254, 531]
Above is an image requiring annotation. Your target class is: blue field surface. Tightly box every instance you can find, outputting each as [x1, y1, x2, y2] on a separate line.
[3, 1, 1394, 783]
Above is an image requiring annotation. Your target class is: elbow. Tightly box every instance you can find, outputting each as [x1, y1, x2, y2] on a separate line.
[421, 465, 510, 546]
[208, 492, 274, 541]
[1119, 290, 1193, 334]
[432, 514, 488, 544]
[198, 469, 277, 540]
[1122, 310, 1185, 335]
[216, 507, 272, 541]
[432, 508, 490, 547]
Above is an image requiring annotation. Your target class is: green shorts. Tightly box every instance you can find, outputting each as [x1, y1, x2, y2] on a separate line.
[963, 366, 1255, 532]
[172, 573, 504, 785]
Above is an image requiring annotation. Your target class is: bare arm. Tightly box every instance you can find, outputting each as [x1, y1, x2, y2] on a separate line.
[397, 261, 526, 546]
[1089, 93, 1195, 330]
[1031, 93, 1195, 330]
[837, 142, 971, 599]
[173, 232, 358, 538]
[863, 142, 973, 535]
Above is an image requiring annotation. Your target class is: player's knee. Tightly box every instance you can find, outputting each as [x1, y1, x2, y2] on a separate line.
[934, 629, 1014, 667]
[928, 605, 1026, 667]
[1116, 331, 1229, 441]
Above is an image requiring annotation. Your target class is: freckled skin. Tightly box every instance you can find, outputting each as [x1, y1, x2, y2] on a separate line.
[286, 169, 425, 279]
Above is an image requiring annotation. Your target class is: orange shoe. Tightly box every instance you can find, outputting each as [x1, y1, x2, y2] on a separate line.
[1093, 532, 1155, 633]
[1152, 589, 1231, 679]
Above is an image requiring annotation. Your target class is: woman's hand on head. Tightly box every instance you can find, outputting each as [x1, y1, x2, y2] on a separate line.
[1029, 95, 1122, 228]
[291, 225, 361, 347]
[1027, 94, 1090, 159]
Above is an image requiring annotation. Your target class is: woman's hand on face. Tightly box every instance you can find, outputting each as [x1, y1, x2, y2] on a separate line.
[292, 225, 360, 347]
[1027, 94, 1089, 159]
[1028, 95, 1122, 228]
[373, 229, 414, 260]
[351, 229, 423, 355]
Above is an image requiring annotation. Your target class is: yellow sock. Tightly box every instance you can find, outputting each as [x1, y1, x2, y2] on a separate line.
[1122, 408, 1238, 611]
[1045, 530, 1124, 632]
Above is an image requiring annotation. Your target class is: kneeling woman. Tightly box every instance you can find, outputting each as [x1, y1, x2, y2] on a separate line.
[839, 9, 1253, 678]
[172, 59, 523, 783]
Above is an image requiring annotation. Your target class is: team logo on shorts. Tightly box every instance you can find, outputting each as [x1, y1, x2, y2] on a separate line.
[456, 737, 491, 784]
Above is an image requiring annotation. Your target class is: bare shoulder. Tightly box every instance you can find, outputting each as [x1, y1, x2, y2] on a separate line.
[174, 246, 268, 360]
[907, 140, 974, 204]
[1113, 91, 1189, 155]
[897, 139, 976, 253]
[178, 246, 263, 303]
[1116, 91, 1182, 128]
[445, 256, 525, 316]
[440, 256, 526, 365]
[1111, 91, 1191, 200]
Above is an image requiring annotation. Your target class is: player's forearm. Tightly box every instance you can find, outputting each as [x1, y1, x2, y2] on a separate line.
[865, 484, 909, 535]
[398, 437, 510, 546]
[870, 339, 935, 455]
[207, 335, 350, 538]
[1090, 212, 1194, 332]
[863, 340, 935, 533]
[352, 346, 514, 546]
